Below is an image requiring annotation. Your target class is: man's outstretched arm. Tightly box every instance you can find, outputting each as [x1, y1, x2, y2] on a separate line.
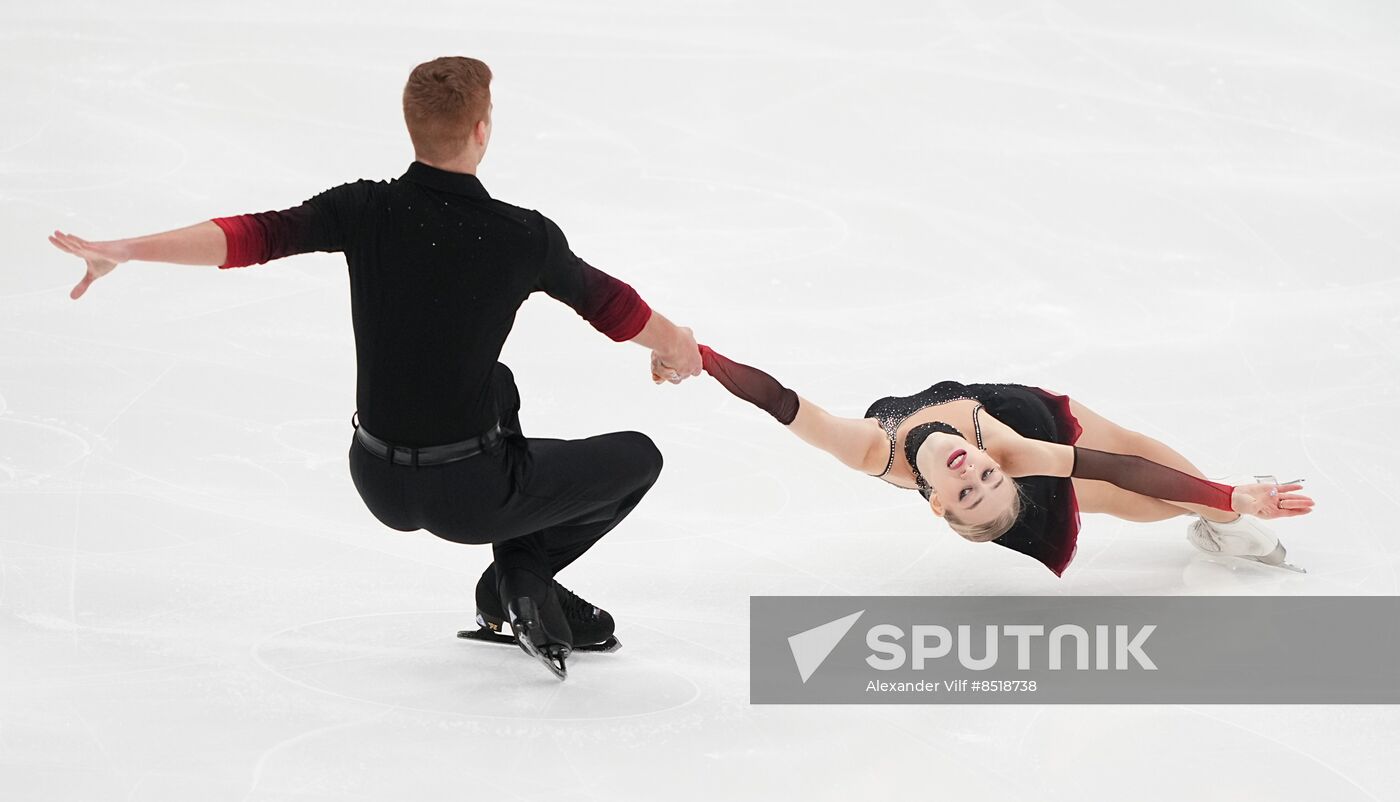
[535, 215, 702, 381]
[49, 222, 227, 299]
[50, 182, 367, 300]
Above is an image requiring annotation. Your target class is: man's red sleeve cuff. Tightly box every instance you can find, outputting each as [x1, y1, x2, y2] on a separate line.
[590, 286, 652, 342]
[211, 215, 264, 268]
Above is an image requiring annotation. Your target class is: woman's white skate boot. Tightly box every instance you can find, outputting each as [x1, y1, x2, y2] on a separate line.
[1186, 515, 1305, 573]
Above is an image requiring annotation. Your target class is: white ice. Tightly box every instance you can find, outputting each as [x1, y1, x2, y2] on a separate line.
[4, 1, 1400, 800]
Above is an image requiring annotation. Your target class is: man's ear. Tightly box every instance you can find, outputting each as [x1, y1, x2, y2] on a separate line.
[473, 118, 490, 147]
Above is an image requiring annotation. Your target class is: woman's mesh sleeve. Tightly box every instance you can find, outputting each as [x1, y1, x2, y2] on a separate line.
[1071, 447, 1234, 510]
[699, 345, 799, 425]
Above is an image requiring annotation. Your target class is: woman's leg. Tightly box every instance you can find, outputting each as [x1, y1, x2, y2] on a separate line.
[1073, 478, 1186, 522]
[1067, 399, 1236, 523]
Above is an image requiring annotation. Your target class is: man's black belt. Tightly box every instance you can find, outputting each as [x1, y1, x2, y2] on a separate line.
[353, 414, 507, 467]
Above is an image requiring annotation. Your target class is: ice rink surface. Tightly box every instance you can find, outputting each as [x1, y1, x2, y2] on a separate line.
[4, 0, 1400, 799]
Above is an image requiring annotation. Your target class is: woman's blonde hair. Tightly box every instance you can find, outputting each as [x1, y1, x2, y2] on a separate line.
[945, 480, 1027, 542]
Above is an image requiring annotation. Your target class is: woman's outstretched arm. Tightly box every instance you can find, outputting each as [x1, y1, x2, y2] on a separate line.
[698, 346, 886, 474]
[1006, 438, 1313, 519]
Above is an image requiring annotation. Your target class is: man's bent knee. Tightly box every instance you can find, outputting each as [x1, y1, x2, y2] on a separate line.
[616, 430, 663, 483]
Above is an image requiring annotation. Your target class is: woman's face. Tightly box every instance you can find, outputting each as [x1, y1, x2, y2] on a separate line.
[918, 431, 1015, 525]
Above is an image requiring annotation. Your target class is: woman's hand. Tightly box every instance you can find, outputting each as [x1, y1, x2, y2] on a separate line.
[656, 327, 701, 382]
[651, 351, 681, 384]
[1231, 481, 1314, 519]
[49, 230, 128, 299]
[651, 327, 702, 385]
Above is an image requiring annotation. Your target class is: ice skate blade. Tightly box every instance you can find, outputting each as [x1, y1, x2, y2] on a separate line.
[1239, 556, 1307, 574]
[1239, 543, 1307, 573]
[457, 628, 621, 653]
[458, 627, 516, 645]
[1198, 555, 1308, 574]
[505, 596, 571, 681]
[514, 624, 569, 680]
[586, 635, 622, 653]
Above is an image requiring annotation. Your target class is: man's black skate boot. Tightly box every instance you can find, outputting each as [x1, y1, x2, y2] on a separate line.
[554, 582, 615, 648]
[471, 567, 620, 651]
[473, 567, 509, 637]
[497, 568, 572, 680]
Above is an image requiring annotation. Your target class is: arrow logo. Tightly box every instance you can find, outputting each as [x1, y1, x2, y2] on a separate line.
[787, 610, 865, 683]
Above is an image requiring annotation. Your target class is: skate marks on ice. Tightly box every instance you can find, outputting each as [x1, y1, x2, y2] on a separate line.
[0, 416, 93, 482]
[251, 610, 699, 721]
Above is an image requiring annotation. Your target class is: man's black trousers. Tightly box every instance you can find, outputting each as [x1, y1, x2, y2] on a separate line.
[348, 408, 662, 592]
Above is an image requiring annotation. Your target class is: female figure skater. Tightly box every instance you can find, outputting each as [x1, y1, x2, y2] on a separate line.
[681, 347, 1314, 576]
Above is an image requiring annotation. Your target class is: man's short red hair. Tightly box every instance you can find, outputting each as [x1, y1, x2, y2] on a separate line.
[402, 57, 492, 162]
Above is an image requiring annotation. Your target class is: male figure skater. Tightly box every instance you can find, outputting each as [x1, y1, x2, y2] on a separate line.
[48, 56, 703, 680]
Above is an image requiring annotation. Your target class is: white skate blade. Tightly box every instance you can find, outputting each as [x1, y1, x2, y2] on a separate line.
[1188, 519, 1306, 572]
[1242, 557, 1307, 574]
[1239, 543, 1307, 574]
